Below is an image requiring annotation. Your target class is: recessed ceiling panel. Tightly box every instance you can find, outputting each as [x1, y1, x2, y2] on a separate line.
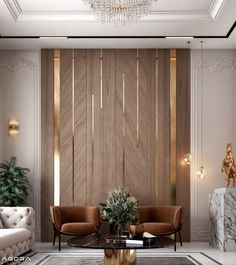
[4, 0, 226, 22]
[18, 0, 88, 11]
[18, 0, 213, 12]
[0, 0, 235, 49]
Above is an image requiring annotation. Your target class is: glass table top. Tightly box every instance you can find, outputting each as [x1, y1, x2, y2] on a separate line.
[67, 234, 174, 250]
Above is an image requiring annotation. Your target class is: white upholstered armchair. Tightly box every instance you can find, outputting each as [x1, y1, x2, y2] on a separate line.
[0, 207, 35, 263]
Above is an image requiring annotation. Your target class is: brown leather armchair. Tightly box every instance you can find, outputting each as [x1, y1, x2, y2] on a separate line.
[132, 205, 183, 251]
[50, 205, 100, 251]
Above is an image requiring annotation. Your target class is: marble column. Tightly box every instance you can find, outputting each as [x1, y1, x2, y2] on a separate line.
[209, 188, 236, 251]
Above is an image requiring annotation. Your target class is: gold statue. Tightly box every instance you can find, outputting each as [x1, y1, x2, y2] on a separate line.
[221, 143, 236, 187]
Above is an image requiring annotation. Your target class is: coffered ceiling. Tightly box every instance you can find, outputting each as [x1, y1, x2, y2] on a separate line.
[0, 0, 235, 48]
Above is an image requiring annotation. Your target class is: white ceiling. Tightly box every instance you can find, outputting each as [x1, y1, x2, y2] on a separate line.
[0, 0, 235, 49]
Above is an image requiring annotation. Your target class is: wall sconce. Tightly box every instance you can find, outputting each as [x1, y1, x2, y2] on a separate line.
[183, 153, 192, 164]
[9, 119, 19, 137]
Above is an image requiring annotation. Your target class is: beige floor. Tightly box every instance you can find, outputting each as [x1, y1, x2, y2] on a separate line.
[34, 241, 236, 265]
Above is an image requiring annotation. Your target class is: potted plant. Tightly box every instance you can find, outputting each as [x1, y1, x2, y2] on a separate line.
[0, 156, 32, 206]
[101, 186, 138, 237]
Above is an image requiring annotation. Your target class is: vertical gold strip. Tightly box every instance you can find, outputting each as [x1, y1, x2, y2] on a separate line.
[136, 49, 139, 145]
[155, 49, 158, 204]
[54, 49, 60, 206]
[122, 73, 125, 187]
[100, 49, 103, 109]
[91, 94, 95, 200]
[170, 49, 177, 205]
[72, 49, 75, 204]
[122, 73, 125, 136]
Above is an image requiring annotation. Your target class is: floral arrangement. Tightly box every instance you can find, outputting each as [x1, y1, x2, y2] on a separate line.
[101, 187, 138, 234]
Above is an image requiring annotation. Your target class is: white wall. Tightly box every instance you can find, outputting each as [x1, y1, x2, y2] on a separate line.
[0, 50, 41, 240]
[191, 49, 236, 241]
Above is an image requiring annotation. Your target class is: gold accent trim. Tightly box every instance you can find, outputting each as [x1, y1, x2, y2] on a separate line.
[122, 73, 125, 135]
[54, 49, 60, 206]
[72, 49, 75, 204]
[122, 73, 125, 187]
[100, 49, 103, 109]
[155, 49, 158, 204]
[104, 249, 136, 265]
[91, 94, 95, 197]
[170, 49, 177, 205]
[136, 49, 139, 146]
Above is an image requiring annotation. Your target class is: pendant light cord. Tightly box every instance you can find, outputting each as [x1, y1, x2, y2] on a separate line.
[200, 41, 203, 167]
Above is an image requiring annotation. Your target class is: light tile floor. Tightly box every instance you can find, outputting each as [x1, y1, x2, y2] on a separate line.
[35, 241, 236, 265]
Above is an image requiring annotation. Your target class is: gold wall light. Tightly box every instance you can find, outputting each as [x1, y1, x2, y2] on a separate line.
[9, 119, 19, 137]
[183, 153, 192, 165]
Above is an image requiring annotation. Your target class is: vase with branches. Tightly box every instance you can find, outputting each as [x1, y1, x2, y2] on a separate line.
[101, 187, 138, 237]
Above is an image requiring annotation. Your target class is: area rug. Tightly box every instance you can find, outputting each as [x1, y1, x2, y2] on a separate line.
[35, 256, 197, 265]
[21, 252, 222, 265]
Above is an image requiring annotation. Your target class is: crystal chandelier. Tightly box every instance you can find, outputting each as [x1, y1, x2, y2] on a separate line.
[84, 0, 157, 24]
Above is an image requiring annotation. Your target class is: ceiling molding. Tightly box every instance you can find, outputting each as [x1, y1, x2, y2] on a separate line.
[4, 0, 220, 23]
[4, 0, 20, 22]
[0, 20, 235, 39]
[209, 0, 226, 20]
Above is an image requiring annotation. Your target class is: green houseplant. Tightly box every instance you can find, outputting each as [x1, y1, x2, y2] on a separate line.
[0, 156, 32, 206]
[101, 187, 138, 236]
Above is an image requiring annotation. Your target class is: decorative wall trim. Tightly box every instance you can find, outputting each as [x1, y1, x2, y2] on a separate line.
[191, 52, 236, 241]
[0, 51, 41, 241]
[4, 0, 219, 22]
[209, 0, 226, 20]
[0, 53, 36, 72]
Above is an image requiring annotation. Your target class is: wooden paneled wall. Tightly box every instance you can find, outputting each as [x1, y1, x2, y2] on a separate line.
[41, 50, 54, 241]
[176, 49, 191, 241]
[41, 49, 190, 241]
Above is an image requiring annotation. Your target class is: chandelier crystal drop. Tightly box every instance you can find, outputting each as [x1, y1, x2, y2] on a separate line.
[197, 166, 207, 179]
[84, 0, 157, 24]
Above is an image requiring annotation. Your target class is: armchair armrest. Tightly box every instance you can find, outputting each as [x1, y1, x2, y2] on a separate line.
[154, 206, 182, 230]
[173, 206, 183, 229]
[85, 206, 100, 229]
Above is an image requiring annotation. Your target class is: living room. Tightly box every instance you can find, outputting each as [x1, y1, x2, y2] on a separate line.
[0, 0, 236, 264]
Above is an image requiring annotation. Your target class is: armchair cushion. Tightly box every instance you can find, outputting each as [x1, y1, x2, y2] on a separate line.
[61, 222, 97, 234]
[142, 222, 175, 234]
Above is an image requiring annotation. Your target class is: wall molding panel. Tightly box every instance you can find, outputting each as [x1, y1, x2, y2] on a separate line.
[191, 50, 236, 241]
[0, 51, 41, 240]
[41, 49, 191, 241]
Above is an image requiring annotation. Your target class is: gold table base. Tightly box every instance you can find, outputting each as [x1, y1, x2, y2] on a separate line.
[104, 249, 136, 265]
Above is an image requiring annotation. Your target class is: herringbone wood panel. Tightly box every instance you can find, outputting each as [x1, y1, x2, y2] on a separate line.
[41, 49, 190, 241]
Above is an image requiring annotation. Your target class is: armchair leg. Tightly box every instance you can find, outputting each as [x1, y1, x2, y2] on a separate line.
[174, 233, 176, 251]
[53, 228, 57, 246]
[178, 229, 183, 246]
[58, 233, 61, 252]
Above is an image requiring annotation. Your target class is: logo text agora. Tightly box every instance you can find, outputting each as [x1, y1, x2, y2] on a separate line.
[1, 256, 31, 264]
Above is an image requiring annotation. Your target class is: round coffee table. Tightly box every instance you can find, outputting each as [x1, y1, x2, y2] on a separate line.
[67, 234, 174, 265]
